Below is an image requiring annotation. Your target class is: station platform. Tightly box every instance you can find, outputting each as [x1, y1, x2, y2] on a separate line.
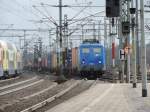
[46, 83, 150, 112]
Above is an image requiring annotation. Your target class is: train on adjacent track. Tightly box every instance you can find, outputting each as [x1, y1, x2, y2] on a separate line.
[0, 40, 22, 78]
[26, 39, 106, 78]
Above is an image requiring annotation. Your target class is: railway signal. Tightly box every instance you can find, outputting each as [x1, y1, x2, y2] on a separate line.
[106, 0, 120, 17]
[140, 0, 148, 97]
[122, 21, 130, 34]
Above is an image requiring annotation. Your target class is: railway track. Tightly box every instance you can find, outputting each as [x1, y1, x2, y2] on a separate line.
[0, 70, 113, 112]
[0, 73, 37, 87]
[0, 76, 20, 83]
[0, 76, 38, 91]
[0, 73, 99, 112]
[21, 79, 97, 112]
[0, 79, 77, 112]
[21, 80, 82, 112]
[1, 71, 147, 112]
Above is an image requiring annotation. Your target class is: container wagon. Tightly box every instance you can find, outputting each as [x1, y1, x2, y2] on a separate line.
[71, 47, 78, 74]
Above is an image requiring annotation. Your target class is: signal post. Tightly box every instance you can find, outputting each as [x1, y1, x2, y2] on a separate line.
[106, 0, 119, 69]
[140, 0, 147, 97]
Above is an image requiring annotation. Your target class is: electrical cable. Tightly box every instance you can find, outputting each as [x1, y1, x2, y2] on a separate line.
[68, 11, 105, 25]
[40, 3, 58, 26]
[33, 5, 58, 26]
[69, 2, 92, 22]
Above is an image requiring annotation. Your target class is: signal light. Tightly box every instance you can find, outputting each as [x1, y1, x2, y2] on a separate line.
[130, 8, 136, 14]
[106, 0, 120, 17]
[122, 21, 130, 34]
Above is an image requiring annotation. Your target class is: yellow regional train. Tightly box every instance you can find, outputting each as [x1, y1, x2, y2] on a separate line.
[0, 40, 22, 77]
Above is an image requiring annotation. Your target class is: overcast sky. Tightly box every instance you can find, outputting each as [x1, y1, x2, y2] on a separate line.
[0, 0, 106, 48]
[0, 0, 105, 29]
[0, 0, 150, 48]
[1, 0, 150, 29]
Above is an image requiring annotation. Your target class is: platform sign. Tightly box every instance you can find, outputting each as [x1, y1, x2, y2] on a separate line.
[119, 49, 126, 61]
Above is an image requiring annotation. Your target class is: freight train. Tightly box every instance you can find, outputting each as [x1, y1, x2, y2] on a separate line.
[27, 49, 72, 73]
[0, 40, 22, 78]
[27, 40, 106, 78]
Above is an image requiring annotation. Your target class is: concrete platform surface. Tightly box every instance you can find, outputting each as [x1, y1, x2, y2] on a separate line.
[46, 83, 150, 112]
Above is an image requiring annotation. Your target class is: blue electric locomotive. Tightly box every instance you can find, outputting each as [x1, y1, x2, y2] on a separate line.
[78, 40, 106, 78]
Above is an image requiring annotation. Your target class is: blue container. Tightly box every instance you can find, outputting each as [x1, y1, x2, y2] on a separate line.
[66, 49, 72, 67]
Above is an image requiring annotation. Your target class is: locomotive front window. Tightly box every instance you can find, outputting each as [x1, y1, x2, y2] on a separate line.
[82, 48, 89, 53]
[93, 48, 101, 53]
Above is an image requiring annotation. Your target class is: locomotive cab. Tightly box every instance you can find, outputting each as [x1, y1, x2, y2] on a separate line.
[78, 40, 106, 78]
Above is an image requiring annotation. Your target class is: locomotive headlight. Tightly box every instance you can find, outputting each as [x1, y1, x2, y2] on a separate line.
[82, 59, 85, 64]
[99, 61, 101, 64]
[82, 61, 85, 64]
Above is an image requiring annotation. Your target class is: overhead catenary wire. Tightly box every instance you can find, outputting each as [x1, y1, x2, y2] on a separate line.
[0, 24, 14, 36]
[68, 18, 94, 36]
[0, 0, 106, 48]
[69, 2, 93, 22]
[68, 11, 105, 25]
[40, 2, 57, 25]
[39, 3, 105, 8]
[33, 5, 58, 27]
[69, 6, 94, 17]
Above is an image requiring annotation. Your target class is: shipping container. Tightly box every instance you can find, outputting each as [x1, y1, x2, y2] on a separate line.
[51, 51, 58, 69]
[47, 53, 51, 70]
[44, 57, 47, 68]
[62, 48, 67, 66]
[41, 58, 45, 68]
[71, 47, 78, 69]
[66, 49, 72, 67]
